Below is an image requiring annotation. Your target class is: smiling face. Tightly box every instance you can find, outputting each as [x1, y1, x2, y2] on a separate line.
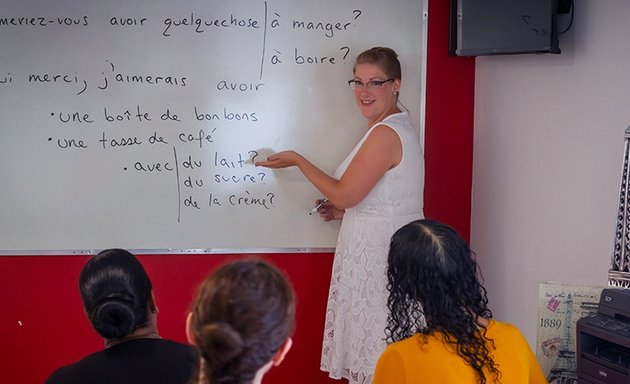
[352, 63, 401, 126]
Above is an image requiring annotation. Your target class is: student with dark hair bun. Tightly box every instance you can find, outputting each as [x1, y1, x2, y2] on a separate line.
[374, 220, 546, 384]
[45, 248, 197, 384]
[186, 258, 296, 384]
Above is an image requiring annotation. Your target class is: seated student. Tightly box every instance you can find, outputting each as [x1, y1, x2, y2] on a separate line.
[374, 219, 547, 384]
[45, 248, 197, 384]
[186, 258, 296, 384]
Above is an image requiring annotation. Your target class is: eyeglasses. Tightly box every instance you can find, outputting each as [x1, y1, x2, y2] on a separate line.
[347, 78, 395, 91]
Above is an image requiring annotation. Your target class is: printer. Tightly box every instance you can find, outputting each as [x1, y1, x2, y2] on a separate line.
[577, 288, 630, 383]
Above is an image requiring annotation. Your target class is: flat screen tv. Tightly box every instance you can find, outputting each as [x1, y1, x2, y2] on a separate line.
[449, 0, 561, 56]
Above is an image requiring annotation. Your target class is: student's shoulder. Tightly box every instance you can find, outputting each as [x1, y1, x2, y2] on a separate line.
[384, 334, 420, 350]
[487, 319, 528, 341]
[155, 338, 199, 359]
[43, 351, 104, 384]
[140, 338, 195, 354]
[45, 366, 71, 384]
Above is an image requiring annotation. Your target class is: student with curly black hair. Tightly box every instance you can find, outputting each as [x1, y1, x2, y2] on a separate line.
[374, 219, 547, 384]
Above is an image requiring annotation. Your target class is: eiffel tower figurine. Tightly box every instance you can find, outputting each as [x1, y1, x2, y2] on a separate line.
[610, 126, 630, 288]
[547, 293, 577, 384]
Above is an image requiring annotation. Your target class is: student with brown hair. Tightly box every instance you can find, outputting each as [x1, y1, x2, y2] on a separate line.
[186, 258, 296, 384]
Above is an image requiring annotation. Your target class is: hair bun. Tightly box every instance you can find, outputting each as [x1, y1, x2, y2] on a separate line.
[90, 297, 136, 339]
[198, 322, 244, 363]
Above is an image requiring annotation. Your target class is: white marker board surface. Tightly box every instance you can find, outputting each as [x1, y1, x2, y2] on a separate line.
[0, 0, 425, 253]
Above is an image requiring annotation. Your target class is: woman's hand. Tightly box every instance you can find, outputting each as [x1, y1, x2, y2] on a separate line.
[316, 199, 345, 221]
[255, 151, 302, 168]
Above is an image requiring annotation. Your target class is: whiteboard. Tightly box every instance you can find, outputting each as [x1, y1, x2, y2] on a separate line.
[0, 0, 426, 253]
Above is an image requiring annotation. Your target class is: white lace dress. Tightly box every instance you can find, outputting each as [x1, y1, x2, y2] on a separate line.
[320, 111, 424, 383]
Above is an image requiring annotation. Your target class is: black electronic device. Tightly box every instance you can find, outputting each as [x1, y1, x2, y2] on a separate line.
[577, 289, 630, 383]
[449, 0, 561, 56]
[598, 289, 630, 320]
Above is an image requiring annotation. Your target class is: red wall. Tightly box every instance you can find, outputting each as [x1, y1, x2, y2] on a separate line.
[424, 0, 475, 240]
[0, 254, 335, 384]
[0, 1, 475, 383]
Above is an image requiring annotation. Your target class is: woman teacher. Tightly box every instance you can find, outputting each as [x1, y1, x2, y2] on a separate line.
[256, 47, 424, 383]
